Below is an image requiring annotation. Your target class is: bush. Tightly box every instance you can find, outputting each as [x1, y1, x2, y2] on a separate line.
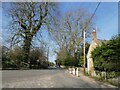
[2, 46, 48, 69]
[29, 48, 48, 69]
[2, 46, 24, 69]
[56, 42, 90, 67]
[92, 35, 120, 77]
[78, 56, 84, 67]
[60, 54, 75, 66]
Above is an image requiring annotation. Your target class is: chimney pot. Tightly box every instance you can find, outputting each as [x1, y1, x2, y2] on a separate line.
[92, 29, 97, 41]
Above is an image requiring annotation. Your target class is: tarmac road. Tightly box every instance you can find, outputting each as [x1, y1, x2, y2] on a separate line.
[2, 69, 117, 88]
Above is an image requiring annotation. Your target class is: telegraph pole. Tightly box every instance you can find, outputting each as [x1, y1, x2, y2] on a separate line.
[83, 30, 86, 74]
[47, 46, 49, 66]
[82, 1, 101, 74]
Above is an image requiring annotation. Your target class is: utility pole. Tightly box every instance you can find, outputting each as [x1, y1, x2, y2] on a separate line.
[82, 1, 101, 74]
[83, 30, 86, 74]
[47, 46, 49, 66]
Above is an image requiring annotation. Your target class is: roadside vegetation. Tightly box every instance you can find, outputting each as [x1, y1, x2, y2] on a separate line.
[2, 45, 54, 69]
[91, 35, 120, 86]
[92, 35, 120, 78]
[55, 42, 90, 67]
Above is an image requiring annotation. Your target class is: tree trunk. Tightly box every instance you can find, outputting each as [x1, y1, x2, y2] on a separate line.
[23, 34, 32, 68]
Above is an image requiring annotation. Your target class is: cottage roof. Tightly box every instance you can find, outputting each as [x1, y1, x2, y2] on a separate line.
[96, 39, 108, 46]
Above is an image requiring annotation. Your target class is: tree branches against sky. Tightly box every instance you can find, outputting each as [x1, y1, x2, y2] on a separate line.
[1, 2, 118, 62]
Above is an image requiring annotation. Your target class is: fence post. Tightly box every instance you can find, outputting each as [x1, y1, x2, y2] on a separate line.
[73, 68, 75, 75]
[76, 68, 79, 77]
[69, 68, 72, 74]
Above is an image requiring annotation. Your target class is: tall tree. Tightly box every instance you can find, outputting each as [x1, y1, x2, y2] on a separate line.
[4, 2, 57, 67]
[49, 9, 94, 65]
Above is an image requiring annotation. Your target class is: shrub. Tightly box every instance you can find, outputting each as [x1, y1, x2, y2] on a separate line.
[2, 46, 48, 69]
[92, 35, 120, 77]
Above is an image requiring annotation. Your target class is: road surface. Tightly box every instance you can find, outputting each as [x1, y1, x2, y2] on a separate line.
[2, 69, 117, 88]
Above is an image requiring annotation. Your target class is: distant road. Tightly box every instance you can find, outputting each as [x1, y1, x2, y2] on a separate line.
[2, 69, 117, 88]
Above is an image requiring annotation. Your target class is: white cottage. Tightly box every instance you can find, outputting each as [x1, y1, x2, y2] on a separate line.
[87, 29, 102, 76]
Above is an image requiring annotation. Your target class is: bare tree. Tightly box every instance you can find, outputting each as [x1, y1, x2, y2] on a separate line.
[3, 2, 58, 67]
[49, 9, 93, 58]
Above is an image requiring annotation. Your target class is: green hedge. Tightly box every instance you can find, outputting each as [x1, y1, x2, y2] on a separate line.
[92, 35, 120, 73]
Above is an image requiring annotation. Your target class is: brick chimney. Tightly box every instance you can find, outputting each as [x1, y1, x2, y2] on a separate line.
[92, 29, 97, 41]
